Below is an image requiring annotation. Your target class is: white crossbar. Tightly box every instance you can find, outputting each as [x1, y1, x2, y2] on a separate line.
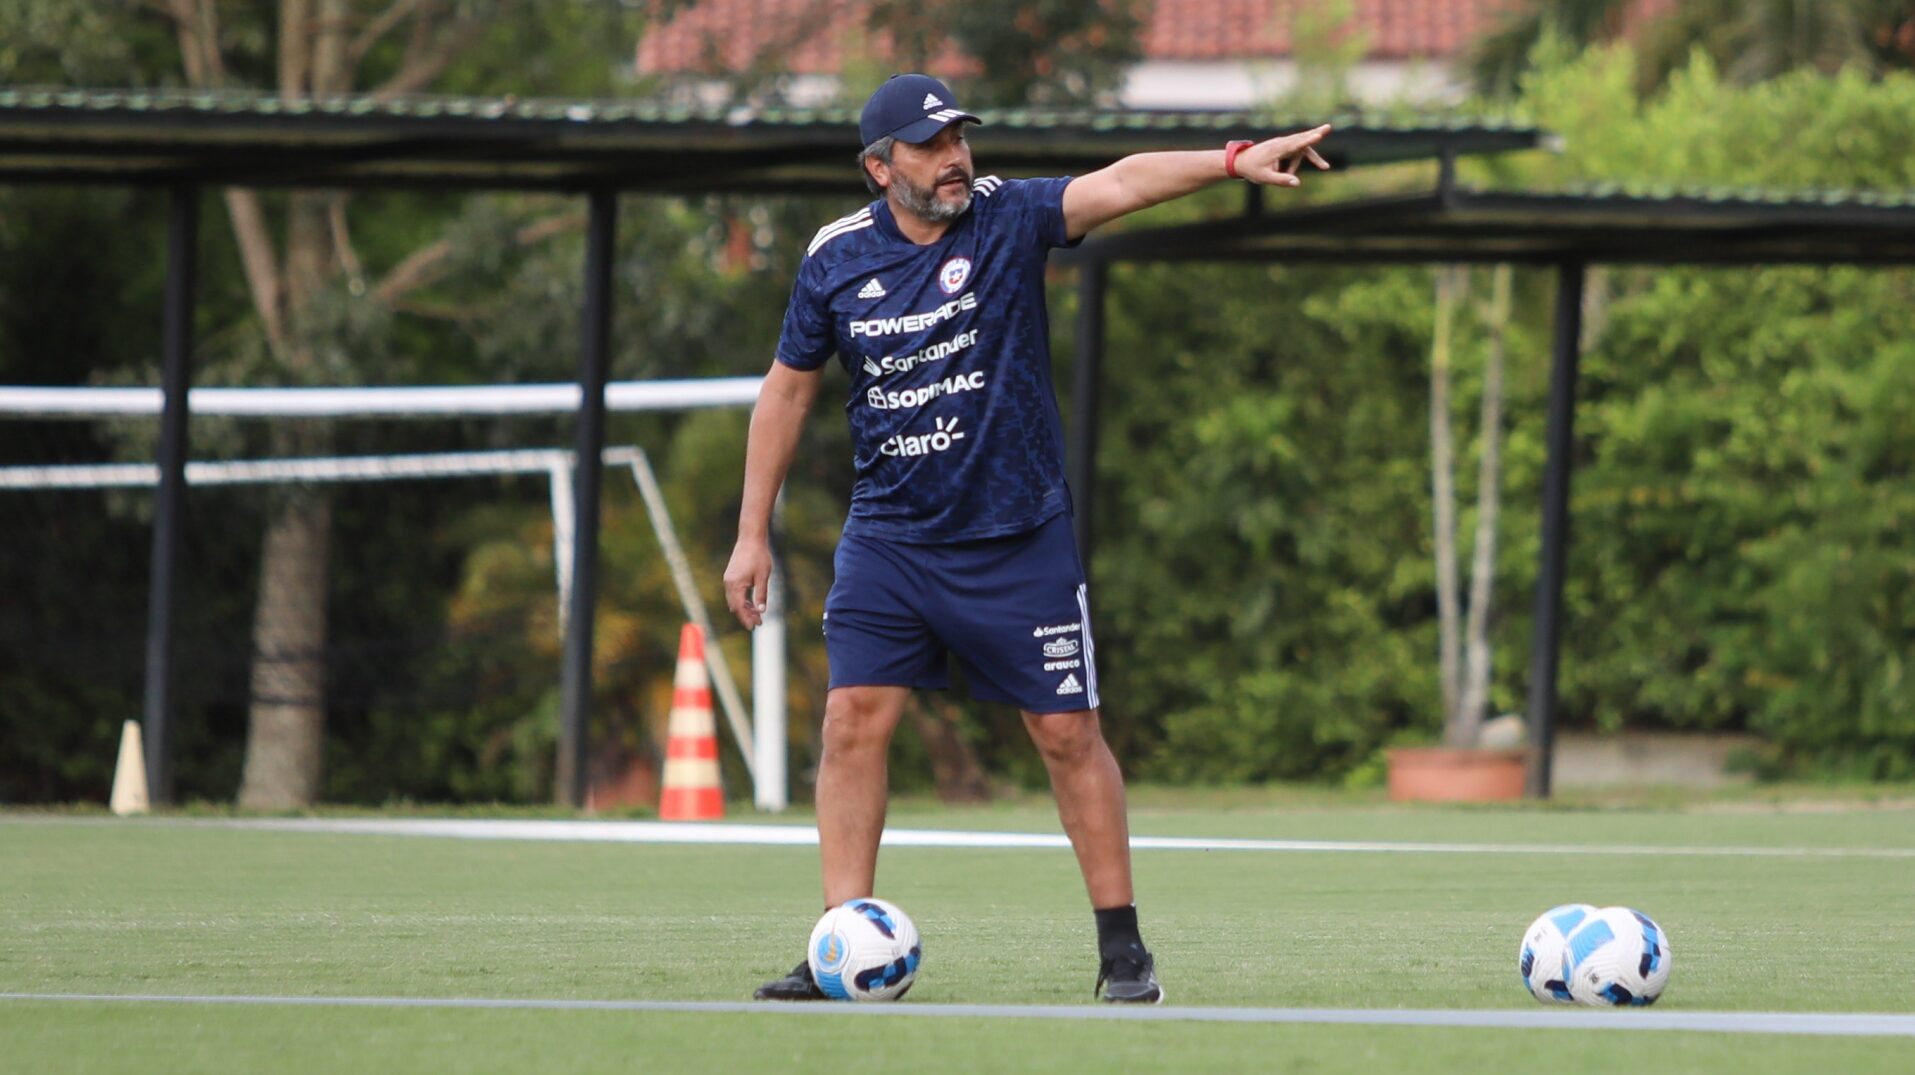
[0, 447, 647, 490]
[0, 378, 762, 418]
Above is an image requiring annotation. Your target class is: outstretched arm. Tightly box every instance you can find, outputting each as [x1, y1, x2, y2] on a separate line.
[1061, 124, 1332, 241]
[723, 360, 823, 629]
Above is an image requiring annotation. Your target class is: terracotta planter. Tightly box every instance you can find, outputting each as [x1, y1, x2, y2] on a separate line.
[1385, 747, 1528, 802]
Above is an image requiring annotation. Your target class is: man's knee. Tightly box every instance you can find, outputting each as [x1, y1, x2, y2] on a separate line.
[1024, 709, 1104, 768]
[822, 688, 903, 756]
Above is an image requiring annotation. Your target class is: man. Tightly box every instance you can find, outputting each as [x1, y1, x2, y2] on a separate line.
[724, 73, 1329, 1004]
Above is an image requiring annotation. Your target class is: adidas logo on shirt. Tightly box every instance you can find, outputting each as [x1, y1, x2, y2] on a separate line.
[922, 93, 944, 109]
[857, 278, 887, 300]
[1056, 673, 1084, 696]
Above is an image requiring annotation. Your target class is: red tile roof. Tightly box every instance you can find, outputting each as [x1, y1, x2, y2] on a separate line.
[1144, 0, 1523, 61]
[635, 0, 1546, 78]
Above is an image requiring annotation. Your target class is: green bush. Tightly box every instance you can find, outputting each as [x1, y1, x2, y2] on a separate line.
[1082, 48, 1915, 781]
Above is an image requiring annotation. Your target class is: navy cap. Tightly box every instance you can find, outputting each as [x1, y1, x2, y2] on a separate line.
[858, 74, 981, 147]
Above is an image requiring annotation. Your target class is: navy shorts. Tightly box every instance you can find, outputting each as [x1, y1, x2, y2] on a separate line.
[823, 513, 1100, 713]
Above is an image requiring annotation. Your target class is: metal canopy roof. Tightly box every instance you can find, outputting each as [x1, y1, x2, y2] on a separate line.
[1074, 186, 1915, 266]
[0, 88, 1541, 193]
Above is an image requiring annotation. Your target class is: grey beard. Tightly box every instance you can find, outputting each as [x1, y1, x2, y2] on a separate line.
[893, 172, 971, 223]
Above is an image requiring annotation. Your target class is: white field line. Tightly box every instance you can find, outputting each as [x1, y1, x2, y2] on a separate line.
[78, 816, 1915, 859]
[2, 992, 1912, 1037]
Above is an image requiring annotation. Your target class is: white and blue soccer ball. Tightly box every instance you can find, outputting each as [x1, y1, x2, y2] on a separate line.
[1518, 903, 1597, 1003]
[1562, 905, 1673, 1007]
[807, 897, 922, 1001]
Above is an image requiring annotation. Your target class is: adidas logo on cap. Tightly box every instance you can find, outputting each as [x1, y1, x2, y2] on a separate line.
[857, 277, 887, 299]
[922, 93, 944, 110]
[1056, 673, 1083, 696]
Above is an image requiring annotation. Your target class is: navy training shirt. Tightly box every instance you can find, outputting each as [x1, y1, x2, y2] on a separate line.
[776, 175, 1077, 543]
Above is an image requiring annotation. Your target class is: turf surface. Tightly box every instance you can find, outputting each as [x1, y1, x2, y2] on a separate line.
[4, 798, 1913, 1073]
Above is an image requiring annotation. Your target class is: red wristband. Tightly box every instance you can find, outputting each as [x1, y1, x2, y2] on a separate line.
[1223, 140, 1254, 180]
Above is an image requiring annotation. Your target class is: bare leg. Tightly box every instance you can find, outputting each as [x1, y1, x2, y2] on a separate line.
[816, 685, 910, 907]
[1023, 708, 1133, 908]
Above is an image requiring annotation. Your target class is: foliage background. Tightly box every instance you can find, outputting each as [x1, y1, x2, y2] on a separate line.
[0, 6, 1910, 802]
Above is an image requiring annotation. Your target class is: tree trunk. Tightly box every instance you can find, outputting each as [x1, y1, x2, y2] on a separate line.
[1582, 265, 1612, 345]
[907, 696, 992, 804]
[1458, 264, 1512, 739]
[232, 184, 338, 808]
[163, 0, 558, 806]
[238, 488, 333, 808]
[1430, 265, 1465, 741]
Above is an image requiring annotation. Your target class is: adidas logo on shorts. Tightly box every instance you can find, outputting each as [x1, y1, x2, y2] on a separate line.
[858, 278, 887, 300]
[1056, 673, 1083, 696]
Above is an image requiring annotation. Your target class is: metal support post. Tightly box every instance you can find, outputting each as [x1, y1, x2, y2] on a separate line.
[142, 184, 199, 805]
[1524, 260, 1586, 798]
[558, 188, 618, 808]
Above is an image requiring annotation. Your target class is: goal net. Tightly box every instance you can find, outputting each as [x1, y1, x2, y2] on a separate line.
[0, 380, 780, 808]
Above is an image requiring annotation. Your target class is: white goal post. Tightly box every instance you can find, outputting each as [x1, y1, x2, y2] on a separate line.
[0, 378, 789, 811]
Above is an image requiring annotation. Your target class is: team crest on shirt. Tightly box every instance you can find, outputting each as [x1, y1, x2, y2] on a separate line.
[938, 256, 972, 295]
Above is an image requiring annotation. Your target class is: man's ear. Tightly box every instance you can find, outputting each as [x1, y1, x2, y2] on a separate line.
[865, 157, 889, 191]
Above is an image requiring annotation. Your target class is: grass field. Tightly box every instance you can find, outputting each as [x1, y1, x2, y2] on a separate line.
[5, 792, 1914, 1073]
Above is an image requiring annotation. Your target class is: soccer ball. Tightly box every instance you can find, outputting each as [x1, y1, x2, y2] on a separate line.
[1562, 906, 1673, 1007]
[1518, 903, 1596, 1003]
[807, 897, 922, 1001]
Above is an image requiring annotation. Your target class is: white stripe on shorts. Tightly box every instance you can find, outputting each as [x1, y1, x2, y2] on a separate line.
[1075, 583, 1099, 709]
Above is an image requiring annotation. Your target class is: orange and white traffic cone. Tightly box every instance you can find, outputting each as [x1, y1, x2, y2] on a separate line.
[659, 624, 724, 820]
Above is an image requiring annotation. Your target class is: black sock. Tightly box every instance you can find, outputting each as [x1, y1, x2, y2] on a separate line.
[1094, 904, 1145, 960]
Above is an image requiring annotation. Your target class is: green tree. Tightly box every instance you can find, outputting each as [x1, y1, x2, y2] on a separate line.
[1079, 47, 1914, 783]
[1468, 0, 1915, 97]
[1499, 49, 1915, 772]
[0, 1, 666, 806]
[140, 1, 658, 808]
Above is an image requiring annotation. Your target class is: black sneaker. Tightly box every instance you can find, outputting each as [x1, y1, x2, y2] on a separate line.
[754, 960, 827, 1001]
[1095, 950, 1164, 1004]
